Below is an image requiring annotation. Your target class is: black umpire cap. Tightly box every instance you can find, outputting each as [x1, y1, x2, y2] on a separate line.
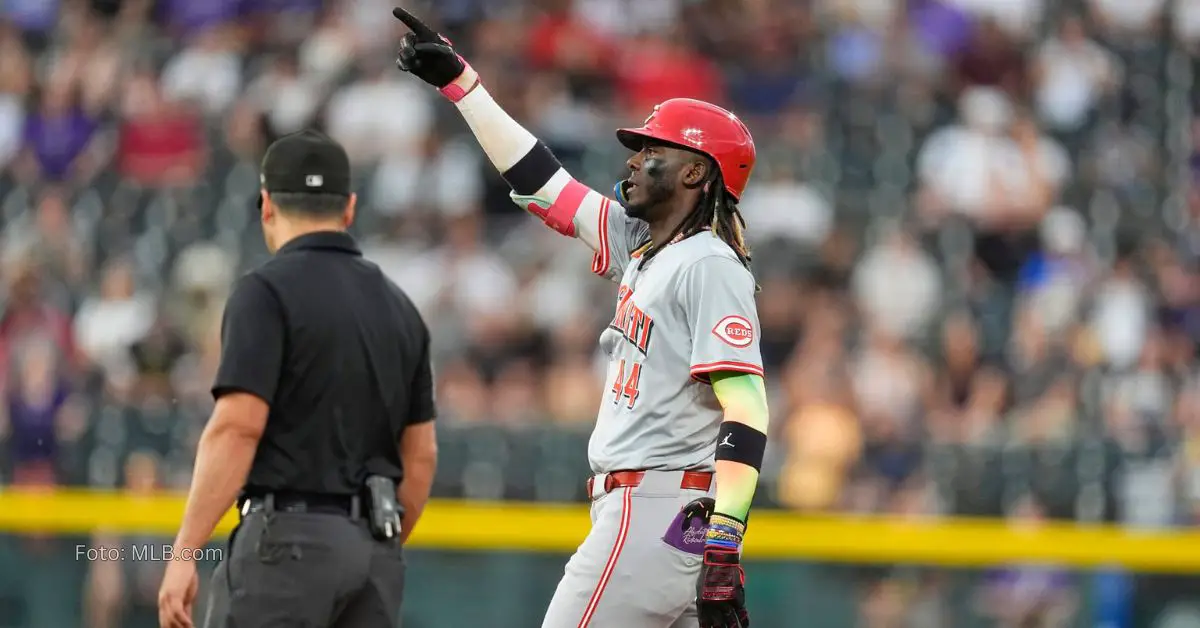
[257, 129, 352, 209]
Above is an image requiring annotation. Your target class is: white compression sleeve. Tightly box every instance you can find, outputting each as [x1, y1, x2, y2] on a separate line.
[453, 87, 538, 172]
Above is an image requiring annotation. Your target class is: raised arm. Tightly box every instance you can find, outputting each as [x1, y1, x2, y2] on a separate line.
[391, 7, 647, 281]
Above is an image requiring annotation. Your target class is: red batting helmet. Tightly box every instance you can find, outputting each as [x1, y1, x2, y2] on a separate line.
[616, 98, 756, 200]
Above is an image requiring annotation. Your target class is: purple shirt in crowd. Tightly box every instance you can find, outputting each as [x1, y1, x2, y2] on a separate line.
[908, 0, 974, 58]
[247, 0, 323, 14]
[2, 0, 60, 33]
[23, 108, 97, 181]
[156, 0, 243, 34]
[156, 0, 322, 35]
[8, 381, 69, 465]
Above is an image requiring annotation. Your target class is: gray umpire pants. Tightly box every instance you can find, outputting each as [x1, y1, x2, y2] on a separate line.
[202, 508, 406, 627]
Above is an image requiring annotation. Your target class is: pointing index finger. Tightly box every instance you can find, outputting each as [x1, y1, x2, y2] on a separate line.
[392, 7, 439, 41]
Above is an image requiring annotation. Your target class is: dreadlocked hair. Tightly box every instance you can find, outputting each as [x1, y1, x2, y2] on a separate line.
[636, 169, 752, 272]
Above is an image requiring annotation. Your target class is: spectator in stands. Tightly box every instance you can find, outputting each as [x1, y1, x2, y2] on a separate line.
[920, 92, 1068, 349]
[490, 358, 546, 424]
[950, 17, 1027, 99]
[434, 358, 491, 423]
[1090, 243, 1152, 372]
[777, 290, 861, 511]
[1088, 100, 1159, 205]
[1106, 389, 1176, 527]
[929, 310, 1009, 444]
[544, 348, 603, 424]
[1018, 207, 1096, 336]
[126, 313, 190, 404]
[422, 211, 519, 359]
[778, 372, 860, 512]
[0, 258, 80, 387]
[525, 0, 614, 80]
[159, 27, 242, 117]
[1007, 299, 1076, 407]
[44, 17, 124, 117]
[2, 187, 90, 298]
[738, 165, 833, 252]
[823, 4, 889, 87]
[1007, 371, 1080, 448]
[521, 71, 605, 162]
[1, 0, 58, 50]
[753, 275, 803, 377]
[1087, 0, 1165, 38]
[0, 23, 32, 172]
[223, 97, 269, 160]
[3, 334, 82, 486]
[13, 81, 103, 185]
[297, 3, 360, 87]
[168, 313, 222, 409]
[613, 24, 723, 116]
[166, 241, 234, 349]
[852, 224, 943, 342]
[907, 0, 974, 63]
[728, 25, 805, 117]
[851, 324, 930, 501]
[572, 0, 681, 39]
[1032, 14, 1120, 140]
[246, 51, 322, 139]
[116, 68, 206, 189]
[324, 57, 434, 166]
[918, 87, 1024, 227]
[73, 258, 156, 384]
[157, 0, 242, 38]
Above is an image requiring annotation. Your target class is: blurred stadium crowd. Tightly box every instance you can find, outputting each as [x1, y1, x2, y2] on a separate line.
[3, 0, 1200, 625]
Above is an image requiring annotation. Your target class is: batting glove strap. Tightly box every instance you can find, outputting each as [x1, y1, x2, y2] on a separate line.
[698, 548, 745, 601]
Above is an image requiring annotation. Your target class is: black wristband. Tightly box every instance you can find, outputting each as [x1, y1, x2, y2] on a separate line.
[502, 142, 562, 196]
[714, 422, 767, 472]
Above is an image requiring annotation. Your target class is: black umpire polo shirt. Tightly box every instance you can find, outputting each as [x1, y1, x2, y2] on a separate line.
[211, 230, 435, 497]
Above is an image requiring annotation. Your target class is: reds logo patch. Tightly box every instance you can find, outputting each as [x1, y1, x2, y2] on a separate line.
[712, 315, 754, 348]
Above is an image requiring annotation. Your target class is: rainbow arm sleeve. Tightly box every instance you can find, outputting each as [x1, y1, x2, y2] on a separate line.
[709, 371, 770, 524]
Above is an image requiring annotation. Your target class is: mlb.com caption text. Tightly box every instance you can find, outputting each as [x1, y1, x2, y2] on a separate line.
[76, 544, 223, 562]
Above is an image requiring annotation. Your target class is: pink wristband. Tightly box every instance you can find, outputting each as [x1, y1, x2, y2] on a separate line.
[440, 58, 479, 103]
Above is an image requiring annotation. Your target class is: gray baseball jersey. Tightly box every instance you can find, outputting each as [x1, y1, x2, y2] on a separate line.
[451, 84, 765, 627]
[584, 198, 764, 474]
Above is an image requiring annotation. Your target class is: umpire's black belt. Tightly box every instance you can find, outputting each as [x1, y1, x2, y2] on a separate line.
[240, 491, 363, 519]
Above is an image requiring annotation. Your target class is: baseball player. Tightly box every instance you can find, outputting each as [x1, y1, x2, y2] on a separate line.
[392, 8, 770, 628]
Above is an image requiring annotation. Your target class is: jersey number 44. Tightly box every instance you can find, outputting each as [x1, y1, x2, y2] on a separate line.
[610, 359, 642, 409]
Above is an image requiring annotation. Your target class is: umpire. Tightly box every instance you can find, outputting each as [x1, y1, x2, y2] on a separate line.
[158, 129, 438, 628]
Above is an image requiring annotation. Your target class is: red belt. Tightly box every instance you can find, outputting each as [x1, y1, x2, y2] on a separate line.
[587, 470, 713, 498]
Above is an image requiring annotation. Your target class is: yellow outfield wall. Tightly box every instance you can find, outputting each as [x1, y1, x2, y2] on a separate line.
[1, 489, 1199, 573]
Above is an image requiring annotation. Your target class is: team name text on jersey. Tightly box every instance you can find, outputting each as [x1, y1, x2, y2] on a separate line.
[608, 284, 655, 355]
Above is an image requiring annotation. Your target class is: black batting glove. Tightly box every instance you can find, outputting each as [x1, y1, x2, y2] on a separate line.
[681, 499, 750, 628]
[697, 545, 750, 628]
[392, 7, 466, 89]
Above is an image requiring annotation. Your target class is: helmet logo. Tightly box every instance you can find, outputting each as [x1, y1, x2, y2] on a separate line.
[643, 105, 660, 126]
